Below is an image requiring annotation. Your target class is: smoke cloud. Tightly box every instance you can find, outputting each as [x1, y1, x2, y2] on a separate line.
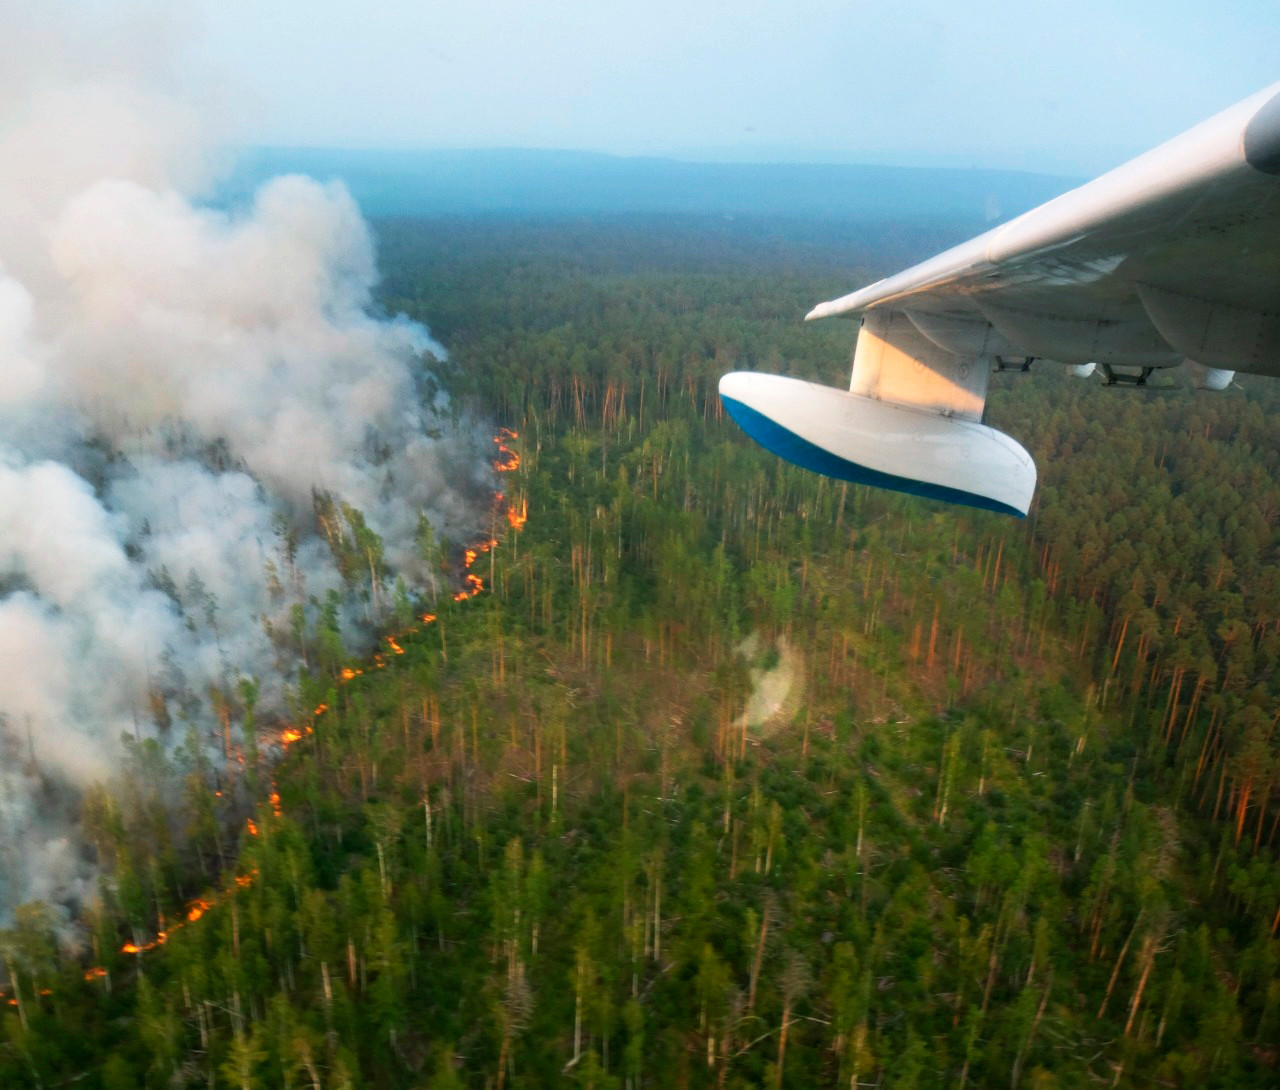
[0, 4, 490, 922]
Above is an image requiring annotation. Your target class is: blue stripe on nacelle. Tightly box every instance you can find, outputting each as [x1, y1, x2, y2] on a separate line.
[721, 394, 1026, 518]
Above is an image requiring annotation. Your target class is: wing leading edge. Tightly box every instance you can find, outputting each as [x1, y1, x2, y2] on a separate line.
[721, 82, 1280, 516]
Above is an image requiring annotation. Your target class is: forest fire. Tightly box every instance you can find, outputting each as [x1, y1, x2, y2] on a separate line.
[451, 534, 501, 601]
[24, 426, 533, 995]
[493, 428, 521, 472]
[7, 989, 52, 1007]
[112, 868, 259, 958]
[453, 571, 485, 601]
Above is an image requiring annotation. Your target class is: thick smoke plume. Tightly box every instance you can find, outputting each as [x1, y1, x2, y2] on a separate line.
[0, 5, 490, 922]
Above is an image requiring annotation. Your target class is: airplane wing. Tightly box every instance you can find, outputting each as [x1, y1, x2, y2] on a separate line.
[720, 82, 1280, 516]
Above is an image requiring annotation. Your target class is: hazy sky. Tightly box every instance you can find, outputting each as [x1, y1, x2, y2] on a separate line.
[182, 1, 1277, 173]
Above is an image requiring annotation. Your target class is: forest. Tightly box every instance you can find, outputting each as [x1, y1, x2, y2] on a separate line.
[2, 212, 1278, 1089]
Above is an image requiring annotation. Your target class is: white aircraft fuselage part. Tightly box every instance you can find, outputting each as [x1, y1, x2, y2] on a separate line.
[722, 82, 1280, 515]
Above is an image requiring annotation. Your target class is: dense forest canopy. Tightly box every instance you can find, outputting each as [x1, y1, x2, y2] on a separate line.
[2, 213, 1277, 1089]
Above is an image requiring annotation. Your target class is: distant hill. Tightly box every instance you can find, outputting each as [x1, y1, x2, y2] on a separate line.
[218, 146, 1079, 224]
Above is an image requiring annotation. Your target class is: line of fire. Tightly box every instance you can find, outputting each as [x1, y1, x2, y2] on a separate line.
[3, 427, 525, 1007]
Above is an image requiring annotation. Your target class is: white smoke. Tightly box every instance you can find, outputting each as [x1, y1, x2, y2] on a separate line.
[0, 4, 490, 921]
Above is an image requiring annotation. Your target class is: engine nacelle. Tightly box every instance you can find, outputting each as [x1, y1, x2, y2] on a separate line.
[719, 372, 1036, 517]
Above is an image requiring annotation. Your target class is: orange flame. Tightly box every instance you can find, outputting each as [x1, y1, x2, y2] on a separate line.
[280, 727, 303, 747]
[245, 818, 259, 837]
[507, 498, 528, 530]
[386, 636, 405, 655]
[117, 866, 261, 957]
[493, 429, 522, 472]
[452, 573, 484, 601]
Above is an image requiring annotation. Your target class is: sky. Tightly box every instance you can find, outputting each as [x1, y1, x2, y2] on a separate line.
[181, 0, 1280, 175]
